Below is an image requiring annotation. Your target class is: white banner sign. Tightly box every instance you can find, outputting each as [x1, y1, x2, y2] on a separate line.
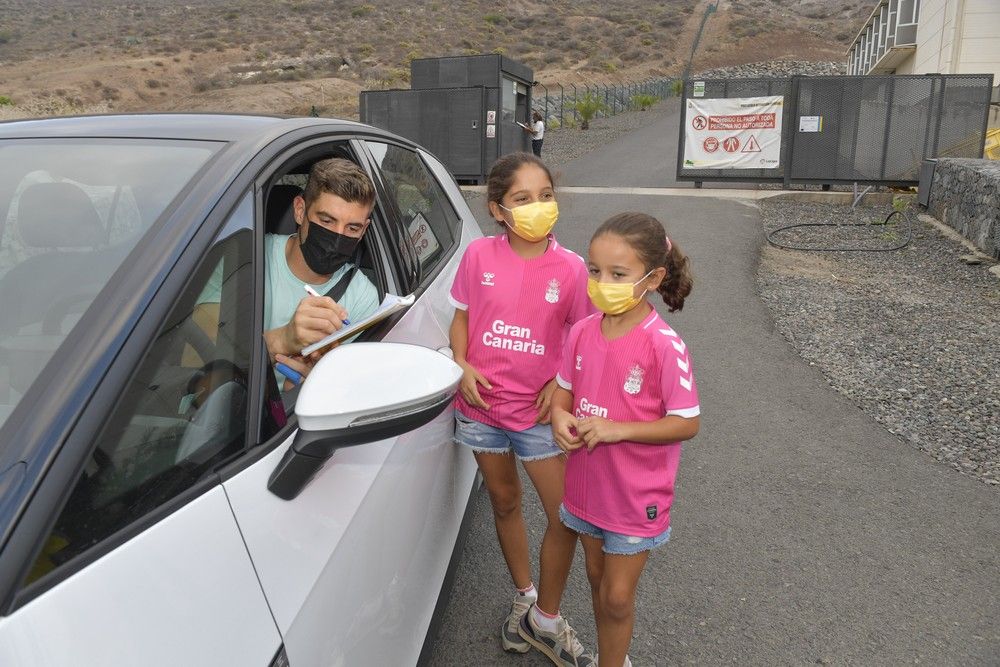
[682, 96, 783, 170]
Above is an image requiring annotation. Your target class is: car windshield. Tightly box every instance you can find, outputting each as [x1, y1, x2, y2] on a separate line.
[0, 138, 219, 430]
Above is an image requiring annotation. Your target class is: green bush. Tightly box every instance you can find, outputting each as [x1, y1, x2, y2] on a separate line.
[631, 93, 658, 110]
[484, 13, 505, 26]
[670, 79, 683, 96]
[573, 93, 606, 130]
[0, 95, 13, 106]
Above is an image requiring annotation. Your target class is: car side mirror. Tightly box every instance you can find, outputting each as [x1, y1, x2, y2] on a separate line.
[267, 342, 461, 500]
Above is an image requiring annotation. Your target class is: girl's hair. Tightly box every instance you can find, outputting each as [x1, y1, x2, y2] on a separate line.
[485, 151, 554, 213]
[594, 212, 693, 312]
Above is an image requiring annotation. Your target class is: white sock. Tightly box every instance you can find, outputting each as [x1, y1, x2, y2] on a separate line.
[516, 584, 537, 599]
[530, 604, 561, 633]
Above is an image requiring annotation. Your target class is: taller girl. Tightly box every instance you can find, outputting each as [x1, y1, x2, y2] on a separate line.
[449, 152, 594, 664]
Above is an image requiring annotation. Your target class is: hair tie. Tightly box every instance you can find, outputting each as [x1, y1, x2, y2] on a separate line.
[665, 235, 672, 253]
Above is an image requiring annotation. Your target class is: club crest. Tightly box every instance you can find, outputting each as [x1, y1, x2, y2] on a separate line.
[624, 364, 644, 395]
[545, 278, 560, 303]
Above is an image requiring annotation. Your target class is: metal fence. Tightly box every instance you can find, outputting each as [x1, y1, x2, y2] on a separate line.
[676, 74, 995, 187]
[532, 78, 677, 128]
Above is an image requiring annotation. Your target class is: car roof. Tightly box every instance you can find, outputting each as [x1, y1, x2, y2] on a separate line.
[0, 113, 371, 144]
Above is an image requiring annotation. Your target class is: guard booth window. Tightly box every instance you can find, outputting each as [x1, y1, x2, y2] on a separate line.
[365, 141, 459, 280]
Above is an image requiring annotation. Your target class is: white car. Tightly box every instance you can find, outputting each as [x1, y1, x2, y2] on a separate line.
[0, 114, 480, 666]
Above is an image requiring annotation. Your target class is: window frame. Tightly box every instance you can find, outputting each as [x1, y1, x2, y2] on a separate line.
[357, 140, 464, 295]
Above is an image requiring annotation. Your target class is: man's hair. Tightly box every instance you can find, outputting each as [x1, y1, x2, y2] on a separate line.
[302, 158, 375, 209]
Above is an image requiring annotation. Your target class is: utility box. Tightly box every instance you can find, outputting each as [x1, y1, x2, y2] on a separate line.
[360, 55, 534, 183]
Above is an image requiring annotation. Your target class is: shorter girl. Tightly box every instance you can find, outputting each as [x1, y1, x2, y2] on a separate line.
[548, 212, 700, 667]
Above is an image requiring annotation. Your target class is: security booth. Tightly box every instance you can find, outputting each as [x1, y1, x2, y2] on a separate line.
[360, 54, 534, 183]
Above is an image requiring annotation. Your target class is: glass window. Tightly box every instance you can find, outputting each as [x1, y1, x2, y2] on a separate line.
[0, 139, 219, 431]
[24, 214, 253, 586]
[365, 142, 459, 279]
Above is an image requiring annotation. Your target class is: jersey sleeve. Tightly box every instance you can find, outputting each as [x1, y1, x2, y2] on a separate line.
[556, 319, 586, 391]
[658, 331, 700, 418]
[566, 257, 597, 325]
[448, 242, 476, 310]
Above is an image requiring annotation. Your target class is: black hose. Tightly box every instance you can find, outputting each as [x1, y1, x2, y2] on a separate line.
[766, 209, 913, 252]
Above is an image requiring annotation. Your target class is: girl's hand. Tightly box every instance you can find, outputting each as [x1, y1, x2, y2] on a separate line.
[534, 378, 559, 424]
[458, 361, 492, 409]
[551, 408, 583, 452]
[576, 416, 624, 451]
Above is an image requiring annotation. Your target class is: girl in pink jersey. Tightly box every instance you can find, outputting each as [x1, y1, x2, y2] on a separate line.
[449, 153, 595, 665]
[544, 212, 701, 667]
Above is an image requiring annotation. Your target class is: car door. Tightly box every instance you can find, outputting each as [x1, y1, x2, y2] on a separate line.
[0, 193, 283, 666]
[221, 137, 478, 666]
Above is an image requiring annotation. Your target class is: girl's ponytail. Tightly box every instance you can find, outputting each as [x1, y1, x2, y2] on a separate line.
[657, 240, 693, 312]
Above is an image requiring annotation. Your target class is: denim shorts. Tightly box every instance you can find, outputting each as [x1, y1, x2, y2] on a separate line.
[453, 409, 562, 462]
[559, 504, 671, 555]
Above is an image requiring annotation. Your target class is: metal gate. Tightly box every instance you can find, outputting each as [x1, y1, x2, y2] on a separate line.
[676, 74, 994, 187]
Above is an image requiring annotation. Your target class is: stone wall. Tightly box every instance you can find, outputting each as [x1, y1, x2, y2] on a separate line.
[928, 158, 1000, 259]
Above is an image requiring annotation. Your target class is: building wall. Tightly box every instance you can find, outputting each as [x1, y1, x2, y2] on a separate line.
[912, 0, 1000, 78]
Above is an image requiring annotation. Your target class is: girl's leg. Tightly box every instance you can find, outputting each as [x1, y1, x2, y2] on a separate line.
[579, 534, 606, 627]
[595, 551, 649, 667]
[522, 456, 578, 614]
[475, 451, 532, 588]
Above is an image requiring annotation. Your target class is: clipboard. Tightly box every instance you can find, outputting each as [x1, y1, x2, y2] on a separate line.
[516, 121, 531, 131]
[301, 293, 416, 356]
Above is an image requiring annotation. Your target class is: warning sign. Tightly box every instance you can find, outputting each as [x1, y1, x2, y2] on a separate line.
[682, 96, 783, 170]
[742, 135, 761, 152]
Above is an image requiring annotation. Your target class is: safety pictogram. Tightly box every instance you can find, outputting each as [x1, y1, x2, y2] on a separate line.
[741, 135, 761, 152]
[691, 115, 707, 130]
[722, 136, 741, 153]
[703, 136, 719, 153]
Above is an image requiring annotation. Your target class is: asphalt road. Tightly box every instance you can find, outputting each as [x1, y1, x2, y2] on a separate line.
[426, 114, 999, 666]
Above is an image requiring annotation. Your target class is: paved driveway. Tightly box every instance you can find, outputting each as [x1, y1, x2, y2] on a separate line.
[426, 118, 999, 665]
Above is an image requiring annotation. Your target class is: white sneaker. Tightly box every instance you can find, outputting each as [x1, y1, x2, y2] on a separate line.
[517, 604, 596, 666]
[501, 591, 535, 653]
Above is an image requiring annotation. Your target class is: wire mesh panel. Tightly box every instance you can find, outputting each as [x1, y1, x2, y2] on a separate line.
[676, 74, 994, 186]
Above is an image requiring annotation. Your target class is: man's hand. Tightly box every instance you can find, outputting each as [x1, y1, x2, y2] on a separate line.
[551, 408, 583, 452]
[534, 378, 559, 424]
[576, 416, 624, 451]
[267, 295, 348, 358]
[457, 360, 492, 409]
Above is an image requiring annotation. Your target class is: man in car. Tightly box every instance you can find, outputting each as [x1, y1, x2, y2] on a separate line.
[262, 158, 380, 385]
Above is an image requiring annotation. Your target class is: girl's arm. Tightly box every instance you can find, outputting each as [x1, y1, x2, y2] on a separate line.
[450, 308, 491, 409]
[576, 414, 700, 450]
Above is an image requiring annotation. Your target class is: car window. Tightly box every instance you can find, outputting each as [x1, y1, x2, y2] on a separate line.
[0, 139, 219, 432]
[24, 205, 253, 587]
[365, 142, 459, 279]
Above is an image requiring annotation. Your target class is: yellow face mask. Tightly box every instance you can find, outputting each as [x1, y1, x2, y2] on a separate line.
[500, 201, 559, 242]
[587, 269, 655, 315]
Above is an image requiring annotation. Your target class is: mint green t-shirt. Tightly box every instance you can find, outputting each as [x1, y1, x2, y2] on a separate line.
[264, 233, 379, 336]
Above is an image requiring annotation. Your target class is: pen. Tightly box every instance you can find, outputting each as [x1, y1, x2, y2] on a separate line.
[275, 362, 303, 386]
[304, 285, 350, 325]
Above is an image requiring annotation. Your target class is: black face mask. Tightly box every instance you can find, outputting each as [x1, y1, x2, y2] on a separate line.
[299, 220, 361, 276]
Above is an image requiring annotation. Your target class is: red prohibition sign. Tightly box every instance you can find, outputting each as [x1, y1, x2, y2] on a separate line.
[692, 115, 708, 130]
[722, 136, 741, 152]
[703, 136, 719, 153]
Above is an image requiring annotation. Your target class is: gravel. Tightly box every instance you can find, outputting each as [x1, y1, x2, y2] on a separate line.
[756, 200, 1000, 486]
[695, 60, 847, 78]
